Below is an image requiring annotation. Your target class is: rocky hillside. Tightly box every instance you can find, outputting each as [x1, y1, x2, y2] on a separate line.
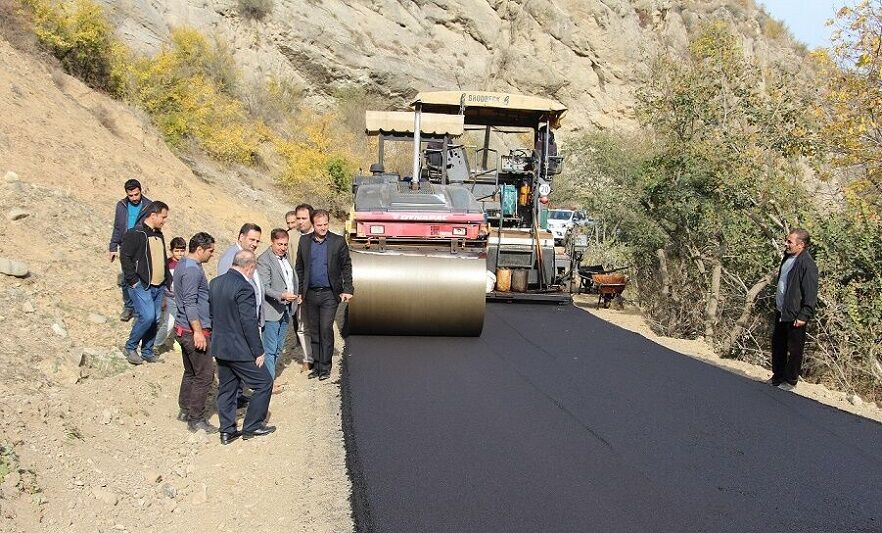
[0, 35, 354, 532]
[96, 0, 808, 130]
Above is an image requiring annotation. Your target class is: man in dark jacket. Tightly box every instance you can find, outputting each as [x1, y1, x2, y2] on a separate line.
[120, 201, 171, 365]
[209, 250, 275, 445]
[770, 228, 819, 390]
[295, 209, 353, 381]
[109, 179, 152, 321]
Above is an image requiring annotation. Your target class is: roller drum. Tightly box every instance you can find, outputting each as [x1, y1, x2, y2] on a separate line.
[347, 252, 486, 336]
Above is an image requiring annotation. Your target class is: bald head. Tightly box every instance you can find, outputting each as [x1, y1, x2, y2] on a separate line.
[231, 249, 257, 279]
[232, 249, 256, 267]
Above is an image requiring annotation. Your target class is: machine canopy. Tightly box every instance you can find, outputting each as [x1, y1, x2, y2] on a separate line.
[411, 91, 567, 129]
[365, 111, 464, 137]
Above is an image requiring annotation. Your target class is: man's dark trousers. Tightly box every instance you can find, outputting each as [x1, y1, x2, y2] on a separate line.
[216, 359, 272, 434]
[306, 288, 338, 375]
[771, 312, 807, 386]
[176, 332, 215, 422]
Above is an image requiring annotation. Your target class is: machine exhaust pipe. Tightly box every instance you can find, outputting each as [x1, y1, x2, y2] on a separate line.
[411, 103, 422, 189]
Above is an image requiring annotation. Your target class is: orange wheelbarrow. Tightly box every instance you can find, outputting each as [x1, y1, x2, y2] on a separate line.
[591, 273, 628, 308]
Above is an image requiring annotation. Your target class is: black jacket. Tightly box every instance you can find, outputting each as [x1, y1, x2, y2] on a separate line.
[209, 270, 264, 361]
[109, 196, 152, 252]
[119, 224, 171, 289]
[295, 232, 354, 296]
[777, 250, 819, 322]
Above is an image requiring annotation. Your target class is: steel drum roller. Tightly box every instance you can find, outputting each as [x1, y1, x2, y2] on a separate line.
[347, 252, 486, 336]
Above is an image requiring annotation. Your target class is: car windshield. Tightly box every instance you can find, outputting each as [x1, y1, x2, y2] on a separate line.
[549, 210, 573, 220]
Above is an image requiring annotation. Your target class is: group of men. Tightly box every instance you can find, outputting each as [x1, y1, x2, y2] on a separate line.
[109, 179, 819, 445]
[110, 180, 353, 445]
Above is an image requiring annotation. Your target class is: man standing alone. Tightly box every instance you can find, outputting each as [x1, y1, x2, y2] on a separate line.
[109, 179, 152, 321]
[295, 209, 353, 381]
[210, 250, 275, 444]
[286, 204, 314, 372]
[769, 228, 818, 391]
[257, 228, 299, 392]
[174, 232, 217, 433]
[120, 201, 170, 365]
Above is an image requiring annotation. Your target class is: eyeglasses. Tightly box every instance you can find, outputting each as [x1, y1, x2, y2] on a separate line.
[274, 242, 289, 246]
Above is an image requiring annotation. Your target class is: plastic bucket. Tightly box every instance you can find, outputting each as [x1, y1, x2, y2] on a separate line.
[496, 268, 512, 292]
[511, 269, 528, 292]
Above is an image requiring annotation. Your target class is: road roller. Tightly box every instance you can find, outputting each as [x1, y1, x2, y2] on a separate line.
[346, 92, 574, 336]
[409, 91, 572, 304]
[345, 110, 489, 336]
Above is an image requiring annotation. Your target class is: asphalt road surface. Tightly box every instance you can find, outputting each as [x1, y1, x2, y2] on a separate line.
[342, 303, 882, 533]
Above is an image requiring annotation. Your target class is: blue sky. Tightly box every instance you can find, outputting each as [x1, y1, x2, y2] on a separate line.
[759, 0, 841, 49]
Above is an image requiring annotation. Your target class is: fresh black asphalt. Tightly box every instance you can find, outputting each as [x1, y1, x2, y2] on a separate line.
[342, 303, 882, 533]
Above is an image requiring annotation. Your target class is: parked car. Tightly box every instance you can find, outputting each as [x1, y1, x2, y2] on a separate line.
[547, 209, 591, 243]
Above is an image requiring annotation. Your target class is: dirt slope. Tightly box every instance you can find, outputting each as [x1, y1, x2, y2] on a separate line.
[0, 39, 353, 532]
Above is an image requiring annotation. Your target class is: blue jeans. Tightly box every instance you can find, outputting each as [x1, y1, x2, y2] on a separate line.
[261, 310, 290, 380]
[125, 283, 165, 359]
[118, 272, 133, 311]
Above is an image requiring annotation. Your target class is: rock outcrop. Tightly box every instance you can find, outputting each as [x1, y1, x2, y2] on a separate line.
[97, 0, 808, 130]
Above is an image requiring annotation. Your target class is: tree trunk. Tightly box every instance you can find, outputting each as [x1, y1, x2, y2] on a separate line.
[656, 248, 670, 298]
[720, 270, 777, 354]
[704, 258, 722, 341]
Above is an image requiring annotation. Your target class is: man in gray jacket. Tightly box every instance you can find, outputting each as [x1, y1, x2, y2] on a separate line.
[257, 228, 299, 393]
[174, 232, 217, 433]
[770, 228, 819, 391]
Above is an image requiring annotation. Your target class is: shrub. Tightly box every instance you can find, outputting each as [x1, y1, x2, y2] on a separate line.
[126, 27, 262, 163]
[24, 0, 126, 94]
[762, 17, 787, 40]
[275, 110, 359, 215]
[239, 75, 303, 131]
[237, 0, 272, 21]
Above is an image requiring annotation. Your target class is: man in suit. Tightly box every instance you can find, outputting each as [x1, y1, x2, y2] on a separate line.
[209, 250, 275, 444]
[216, 223, 263, 408]
[257, 228, 299, 393]
[295, 209, 353, 381]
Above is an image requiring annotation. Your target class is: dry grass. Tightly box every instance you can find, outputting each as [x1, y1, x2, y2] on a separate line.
[0, 0, 39, 54]
[237, 0, 272, 21]
[92, 104, 120, 136]
[50, 67, 66, 89]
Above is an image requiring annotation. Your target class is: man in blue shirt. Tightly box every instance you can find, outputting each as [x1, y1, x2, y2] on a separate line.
[109, 179, 152, 321]
[295, 209, 353, 381]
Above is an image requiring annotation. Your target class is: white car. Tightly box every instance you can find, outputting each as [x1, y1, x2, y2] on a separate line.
[547, 209, 591, 243]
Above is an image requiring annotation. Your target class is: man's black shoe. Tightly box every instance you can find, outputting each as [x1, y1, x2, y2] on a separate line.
[318, 373, 331, 381]
[219, 431, 241, 445]
[307, 370, 319, 379]
[236, 395, 250, 409]
[242, 425, 276, 440]
[120, 308, 134, 322]
[176, 410, 188, 422]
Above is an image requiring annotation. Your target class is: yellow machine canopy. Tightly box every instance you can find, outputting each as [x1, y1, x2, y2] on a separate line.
[365, 111, 464, 137]
[411, 91, 567, 129]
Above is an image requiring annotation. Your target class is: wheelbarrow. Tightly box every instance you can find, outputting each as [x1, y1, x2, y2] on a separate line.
[591, 273, 628, 308]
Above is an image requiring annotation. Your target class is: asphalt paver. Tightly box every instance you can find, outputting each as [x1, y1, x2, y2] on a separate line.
[342, 303, 882, 532]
